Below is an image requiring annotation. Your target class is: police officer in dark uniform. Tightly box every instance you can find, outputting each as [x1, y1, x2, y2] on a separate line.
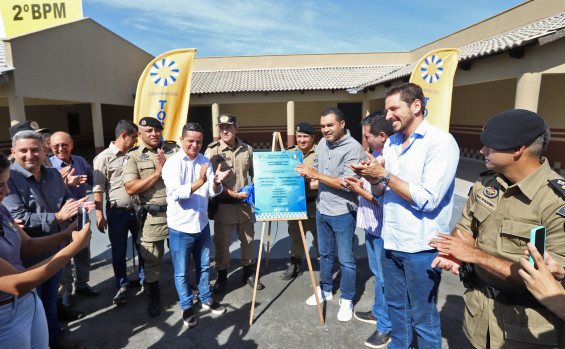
[123, 117, 179, 316]
[204, 114, 265, 292]
[430, 109, 565, 348]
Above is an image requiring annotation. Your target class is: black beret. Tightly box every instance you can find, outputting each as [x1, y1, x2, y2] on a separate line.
[296, 122, 315, 135]
[139, 117, 163, 130]
[9, 120, 50, 138]
[216, 114, 237, 125]
[480, 109, 545, 150]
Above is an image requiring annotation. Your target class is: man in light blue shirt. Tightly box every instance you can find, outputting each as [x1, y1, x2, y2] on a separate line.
[162, 123, 230, 328]
[352, 83, 459, 349]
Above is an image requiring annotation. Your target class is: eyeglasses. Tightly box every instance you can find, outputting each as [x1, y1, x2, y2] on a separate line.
[52, 143, 70, 148]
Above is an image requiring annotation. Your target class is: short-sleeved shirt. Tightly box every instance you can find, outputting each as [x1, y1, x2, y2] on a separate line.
[122, 141, 179, 207]
[92, 142, 132, 207]
[122, 141, 179, 241]
[4, 162, 73, 266]
[313, 130, 366, 216]
[456, 158, 565, 347]
[50, 154, 93, 199]
[204, 138, 253, 224]
[205, 138, 253, 192]
[287, 144, 318, 198]
[456, 158, 565, 290]
[0, 205, 24, 302]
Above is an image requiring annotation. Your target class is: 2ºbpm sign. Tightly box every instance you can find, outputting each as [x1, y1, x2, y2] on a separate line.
[0, 0, 83, 38]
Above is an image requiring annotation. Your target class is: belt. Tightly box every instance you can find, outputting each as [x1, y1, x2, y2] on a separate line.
[108, 202, 133, 211]
[0, 291, 29, 306]
[472, 274, 543, 308]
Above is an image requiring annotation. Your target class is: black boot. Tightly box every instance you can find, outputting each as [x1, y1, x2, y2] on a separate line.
[243, 265, 265, 290]
[281, 257, 302, 280]
[146, 281, 161, 317]
[213, 269, 228, 294]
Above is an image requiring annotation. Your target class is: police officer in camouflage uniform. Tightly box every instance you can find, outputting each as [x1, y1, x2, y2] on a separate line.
[123, 117, 179, 316]
[431, 109, 565, 348]
[281, 122, 319, 280]
[204, 114, 265, 292]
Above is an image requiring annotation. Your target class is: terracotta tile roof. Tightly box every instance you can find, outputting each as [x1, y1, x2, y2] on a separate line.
[351, 12, 565, 91]
[191, 65, 403, 94]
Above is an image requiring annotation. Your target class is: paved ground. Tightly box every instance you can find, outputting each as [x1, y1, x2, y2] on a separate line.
[61, 158, 487, 348]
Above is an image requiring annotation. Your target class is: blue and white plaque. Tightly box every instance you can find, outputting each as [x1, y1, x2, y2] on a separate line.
[254, 151, 307, 221]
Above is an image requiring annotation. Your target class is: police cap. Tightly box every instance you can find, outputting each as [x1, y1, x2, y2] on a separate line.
[296, 122, 315, 135]
[480, 109, 546, 150]
[9, 120, 50, 138]
[217, 114, 237, 125]
[139, 117, 163, 130]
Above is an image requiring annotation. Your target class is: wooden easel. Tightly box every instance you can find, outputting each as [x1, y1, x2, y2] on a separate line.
[249, 132, 325, 326]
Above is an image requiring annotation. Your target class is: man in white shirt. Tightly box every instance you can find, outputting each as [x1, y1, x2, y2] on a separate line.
[162, 123, 230, 328]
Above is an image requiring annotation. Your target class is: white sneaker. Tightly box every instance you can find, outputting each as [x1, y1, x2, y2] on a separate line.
[306, 286, 333, 305]
[337, 298, 353, 321]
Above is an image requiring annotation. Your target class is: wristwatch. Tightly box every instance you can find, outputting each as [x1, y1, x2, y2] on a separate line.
[379, 171, 391, 185]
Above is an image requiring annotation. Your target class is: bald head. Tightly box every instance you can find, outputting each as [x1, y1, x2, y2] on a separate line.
[51, 131, 74, 163]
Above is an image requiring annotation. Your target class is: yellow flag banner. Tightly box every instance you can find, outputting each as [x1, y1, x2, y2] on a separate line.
[409, 48, 460, 131]
[134, 48, 196, 142]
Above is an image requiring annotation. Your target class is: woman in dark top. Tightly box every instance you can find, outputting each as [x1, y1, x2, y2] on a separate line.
[0, 152, 91, 348]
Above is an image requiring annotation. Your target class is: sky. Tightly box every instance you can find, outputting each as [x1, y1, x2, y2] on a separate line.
[83, 0, 526, 58]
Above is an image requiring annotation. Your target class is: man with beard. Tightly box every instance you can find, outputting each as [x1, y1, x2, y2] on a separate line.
[352, 83, 459, 348]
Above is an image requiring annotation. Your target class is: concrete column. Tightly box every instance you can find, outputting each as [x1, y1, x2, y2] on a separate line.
[286, 100, 295, 147]
[361, 98, 370, 149]
[91, 102, 105, 154]
[8, 95, 25, 123]
[212, 102, 220, 141]
[514, 72, 542, 112]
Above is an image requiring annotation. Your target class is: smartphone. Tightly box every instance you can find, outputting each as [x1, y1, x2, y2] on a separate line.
[529, 226, 546, 266]
[77, 206, 86, 230]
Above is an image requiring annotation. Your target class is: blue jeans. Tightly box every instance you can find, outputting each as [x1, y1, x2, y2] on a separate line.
[169, 225, 212, 309]
[365, 232, 391, 334]
[107, 204, 144, 288]
[316, 210, 357, 300]
[382, 249, 442, 349]
[0, 290, 48, 349]
[36, 269, 62, 343]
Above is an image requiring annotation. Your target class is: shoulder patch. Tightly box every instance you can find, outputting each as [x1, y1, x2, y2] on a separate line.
[127, 146, 139, 153]
[241, 139, 252, 146]
[557, 205, 565, 218]
[123, 155, 130, 166]
[549, 179, 565, 199]
[207, 141, 220, 148]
